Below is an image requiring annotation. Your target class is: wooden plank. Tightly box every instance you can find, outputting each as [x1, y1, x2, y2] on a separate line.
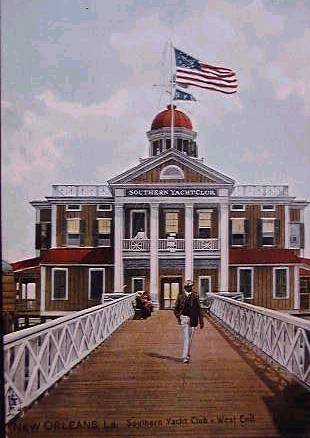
[7, 311, 310, 438]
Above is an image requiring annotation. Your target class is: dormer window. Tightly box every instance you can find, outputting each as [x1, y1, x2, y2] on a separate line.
[160, 165, 184, 180]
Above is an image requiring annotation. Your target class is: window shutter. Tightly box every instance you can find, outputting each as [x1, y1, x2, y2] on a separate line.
[274, 219, 281, 247]
[257, 219, 262, 247]
[46, 223, 52, 248]
[244, 219, 250, 246]
[54, 270, 66, 299]
[35, 224, 42, 250]
[62, 218, 67, 246]
[80, 220, 86, 246]
[300, 223, 305, 249]
[93, 220, 98, 247]
[229, 219, 232, 246]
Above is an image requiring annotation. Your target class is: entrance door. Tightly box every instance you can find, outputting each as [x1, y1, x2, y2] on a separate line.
[160, 277, 182, 309]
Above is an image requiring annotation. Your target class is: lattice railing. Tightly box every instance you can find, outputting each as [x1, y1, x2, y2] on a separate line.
[4, 293, 136, 423]
[122, 239, 150, 251]
[193, 238, 219, 250]
[208, 293, 310, 388]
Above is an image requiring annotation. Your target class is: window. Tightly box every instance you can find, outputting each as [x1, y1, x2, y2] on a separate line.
[97, 204, 112, 211]
[52, 268, 68, 300]
[98, 218, 111, 234]
[238, 268, 253, 299]
[262, 219, 275, 246]
[231, 204, 245, 211]
[67, 219, 80, 246]
[198, 211, 212, 238]
[21, 283, 36, 300]
[199, 276, 211, 299]
[261, 204, 275, 211]
[97, 218, 112, 246]
[66, 204, 81, 211]
[160, 165, 184, 180]
[165, 212, 178, 234]
[273, 268, 288, 299]
[231, 218, 246, 246]
[35, 222, 51, 249]
[89, 269, 105, 300]
[289, 223, 301, 248]
[130, 210, 146, 238]
[132, 277, 145, 293]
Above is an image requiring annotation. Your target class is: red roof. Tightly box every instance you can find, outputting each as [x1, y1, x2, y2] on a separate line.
[229, 249, 301, 265]
[41, 248, 113, 265]
[151, 105, 193, 130]
[11, 257, 41, 272]
[300, 269, 310, 277]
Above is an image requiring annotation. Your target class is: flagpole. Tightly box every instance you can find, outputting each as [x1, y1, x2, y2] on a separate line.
[170, 41, 175, 149]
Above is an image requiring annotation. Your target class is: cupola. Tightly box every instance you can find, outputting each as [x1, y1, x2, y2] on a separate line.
[147, 105, 198, 158]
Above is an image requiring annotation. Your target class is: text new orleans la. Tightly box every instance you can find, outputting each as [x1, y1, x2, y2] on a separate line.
[126, 188, 218, 197]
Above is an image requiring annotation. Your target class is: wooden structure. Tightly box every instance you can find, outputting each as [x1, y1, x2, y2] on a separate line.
[11, 105, 310, 314]
[6, 309, 310, 437]
[2, 261, 16, 334]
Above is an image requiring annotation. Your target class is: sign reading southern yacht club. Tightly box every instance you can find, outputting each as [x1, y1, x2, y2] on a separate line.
[126, 188, 218, 197]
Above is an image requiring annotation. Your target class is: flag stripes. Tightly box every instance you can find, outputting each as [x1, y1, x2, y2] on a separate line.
[175, 48, 238, 95]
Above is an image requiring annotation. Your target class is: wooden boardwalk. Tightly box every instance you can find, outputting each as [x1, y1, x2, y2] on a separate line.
[7, 311, 310, 438]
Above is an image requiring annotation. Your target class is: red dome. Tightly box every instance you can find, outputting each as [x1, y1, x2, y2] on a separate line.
[151, 105, 193, 130]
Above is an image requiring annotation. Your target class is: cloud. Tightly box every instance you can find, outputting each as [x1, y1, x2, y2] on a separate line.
[263, 29, 310, 116]
[38, 88, 129, 118]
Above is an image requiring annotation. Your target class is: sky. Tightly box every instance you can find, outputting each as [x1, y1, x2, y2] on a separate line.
[2, 0, 310, 262]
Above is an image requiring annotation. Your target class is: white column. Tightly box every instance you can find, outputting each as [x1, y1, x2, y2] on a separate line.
[220, 203, 229, 292]
[51, 204, 57, 248]
[185, 204, 194, 282]
[40, 266, 46, 313]
[285, 205, 289, 249]
[114, 203, 124, 292]
[150, 203, 159, 306]
[294, 266, 300, 310]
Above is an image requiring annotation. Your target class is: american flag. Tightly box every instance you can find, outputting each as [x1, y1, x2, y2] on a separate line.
[175, 48, 237, 95]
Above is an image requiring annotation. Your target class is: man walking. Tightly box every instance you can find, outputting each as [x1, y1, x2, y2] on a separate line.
[174, 280, 204, 363]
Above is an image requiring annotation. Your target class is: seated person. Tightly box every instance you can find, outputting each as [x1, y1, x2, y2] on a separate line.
[134, 228, 146, 239]
[135, 291, 152, 319]
[142, 291, 153, 313]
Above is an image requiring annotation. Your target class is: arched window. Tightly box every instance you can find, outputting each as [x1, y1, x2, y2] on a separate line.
[160, 165, 184, 180]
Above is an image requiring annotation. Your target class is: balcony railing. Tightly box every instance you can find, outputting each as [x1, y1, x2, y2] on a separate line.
[158, 239, 185, 251]
[122, 239, 150, 251]
[122, 238, 220, 252]
[232, 185, 289, 198]
[193, 238, 219, 250]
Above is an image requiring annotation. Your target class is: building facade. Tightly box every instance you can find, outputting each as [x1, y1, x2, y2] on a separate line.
[12, 105, 310, 313]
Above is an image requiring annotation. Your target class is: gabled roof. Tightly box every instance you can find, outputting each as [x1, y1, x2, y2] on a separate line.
[108, 149, 235, 186]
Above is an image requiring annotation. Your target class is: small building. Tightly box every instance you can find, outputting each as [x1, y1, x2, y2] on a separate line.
[12, 105, 310, 313]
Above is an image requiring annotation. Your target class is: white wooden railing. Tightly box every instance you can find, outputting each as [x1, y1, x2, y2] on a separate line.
[4, 293, 136, 423]
[208, 293, 310, 388]
[232, 184, 289, 197]
[122, 239, 150, 251]
[193, 238, 219, 250]
[158, 239, 185, 251]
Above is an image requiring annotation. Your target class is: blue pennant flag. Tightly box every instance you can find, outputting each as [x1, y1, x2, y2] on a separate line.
[174, 88, 196, 101]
